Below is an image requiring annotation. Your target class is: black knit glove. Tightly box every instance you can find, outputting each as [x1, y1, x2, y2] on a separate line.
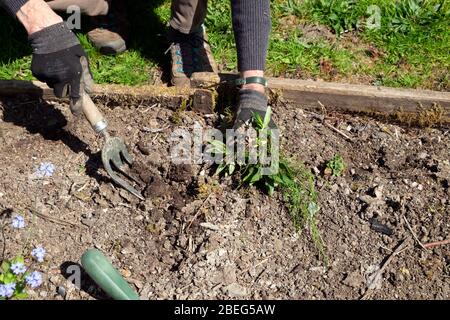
[233, 89, 277, 130]
[29, 22, 93, 107]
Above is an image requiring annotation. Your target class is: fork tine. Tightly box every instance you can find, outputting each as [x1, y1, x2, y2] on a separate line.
[103, 158, 144, 201]
[119, 145, 134, 166]
[106, 147, 142, 186]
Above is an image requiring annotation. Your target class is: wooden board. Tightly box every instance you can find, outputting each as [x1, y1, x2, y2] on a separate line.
[269, 77, 450, 116]
[0, 78, 449, 121]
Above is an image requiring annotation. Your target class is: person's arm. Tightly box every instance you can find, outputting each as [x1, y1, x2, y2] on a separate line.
[3, 0, 63, 34]
[0, 0, 93, 106]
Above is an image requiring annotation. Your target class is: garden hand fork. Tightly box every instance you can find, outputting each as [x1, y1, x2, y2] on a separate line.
[78, 92, 145, 201]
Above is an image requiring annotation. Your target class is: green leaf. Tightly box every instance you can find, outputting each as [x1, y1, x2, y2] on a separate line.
[279, 161, 293, 177]
[14, 292, 28, 300]
[215, 163, 227, 176]
[1, 261, 11, 273]
[4, 272, 16, 283]
[252, 112, 264, 129]
[263, 107, 272, 129]
[266, 183, 275, 196]
[12, 256, 24, 264]
[208, 140, 227, 154]
[272, 174, 284, 185]
[228, 163, 236, 176]
[249, 167, 262, 184]
[242, 166, 256, 182]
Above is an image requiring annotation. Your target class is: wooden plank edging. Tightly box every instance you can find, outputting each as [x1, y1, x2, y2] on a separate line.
[269, 77, 450, 116]
[0, 78, 449, 122]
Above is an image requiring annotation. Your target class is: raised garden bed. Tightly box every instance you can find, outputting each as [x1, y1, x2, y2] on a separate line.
[0, 84, 448, 299]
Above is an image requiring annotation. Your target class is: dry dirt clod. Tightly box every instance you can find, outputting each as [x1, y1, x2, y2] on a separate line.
[223, 283, 248, 298]
[137, 141, 151, 155]
[169, 164, 193, 183]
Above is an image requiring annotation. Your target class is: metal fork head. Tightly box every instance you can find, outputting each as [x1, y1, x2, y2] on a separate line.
[101, 136, 145, 200]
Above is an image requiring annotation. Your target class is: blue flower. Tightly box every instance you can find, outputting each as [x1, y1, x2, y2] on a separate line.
[11, 262, 27, 275]
[0, 283, 16, 298]
[12, 215, 25, 229]
[31, 246, 46, 263]
[35, 162, 55, 178]
[25, 271, 42, 289]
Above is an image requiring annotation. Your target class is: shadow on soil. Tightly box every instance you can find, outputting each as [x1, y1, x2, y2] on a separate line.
[60, 261, 110, 300]
[0, 0, 169, 77]
[0, 96, 109, 184]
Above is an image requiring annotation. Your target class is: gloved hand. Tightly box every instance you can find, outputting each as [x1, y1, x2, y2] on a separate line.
[233, 89, 277, 130]
[29, 22, 93, 112]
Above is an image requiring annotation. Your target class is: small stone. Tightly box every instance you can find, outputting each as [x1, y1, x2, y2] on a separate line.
[57, 286, 67, 298]
[374, 185, 383, 198]
[137, 141, 151, 155]
[120, 269, 132, 278]
[222, 265, 237, 285]
[418, 152, 428, 160]
[274, 239, 283, 252]
[223, 283, 248, 297]
[49, 275, 60, 285]
[200, 222, 220, 231]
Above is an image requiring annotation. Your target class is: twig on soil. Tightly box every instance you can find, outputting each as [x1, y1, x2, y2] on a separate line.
[28, 207, 85, 229]
[303, 101, 353, 142]
[0, 220, 6, 263]
[185, 194, 212, 232]
[360, 239, 410, 300]
[239, 255, 272, 277]
[423, 239, 450, 249]
[403, 215, 428, 251]
[323, 121, 354, 142]
[151, 133, 160, 144]
[76, 181, 90, 193]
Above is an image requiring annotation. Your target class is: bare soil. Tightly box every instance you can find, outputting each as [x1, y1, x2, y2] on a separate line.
[0, 94, 448, 300]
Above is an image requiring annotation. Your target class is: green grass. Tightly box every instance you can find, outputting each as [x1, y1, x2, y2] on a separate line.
[77, 34, 153, 85]
[0, 0, 448, 90]
[277, 0, 450, 89]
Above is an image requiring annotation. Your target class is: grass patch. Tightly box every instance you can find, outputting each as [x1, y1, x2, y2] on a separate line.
[0, 0, 448, 89]
[283, 0, 450, 89]
[281, 159, 327, 263]
[77, 34, 153, 86]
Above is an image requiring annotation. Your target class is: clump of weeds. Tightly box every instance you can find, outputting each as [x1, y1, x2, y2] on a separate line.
[325, 154, 346, 177]
[207, 108, 327, 262]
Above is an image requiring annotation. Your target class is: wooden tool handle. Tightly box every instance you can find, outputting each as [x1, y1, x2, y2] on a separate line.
[81, 93, 107, 133]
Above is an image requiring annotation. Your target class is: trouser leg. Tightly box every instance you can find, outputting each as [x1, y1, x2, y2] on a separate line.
[45, 0, 110, 16]
[170, 0, 208, 34]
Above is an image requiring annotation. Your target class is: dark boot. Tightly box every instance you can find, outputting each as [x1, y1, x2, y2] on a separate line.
[87, 0, 129, 55]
